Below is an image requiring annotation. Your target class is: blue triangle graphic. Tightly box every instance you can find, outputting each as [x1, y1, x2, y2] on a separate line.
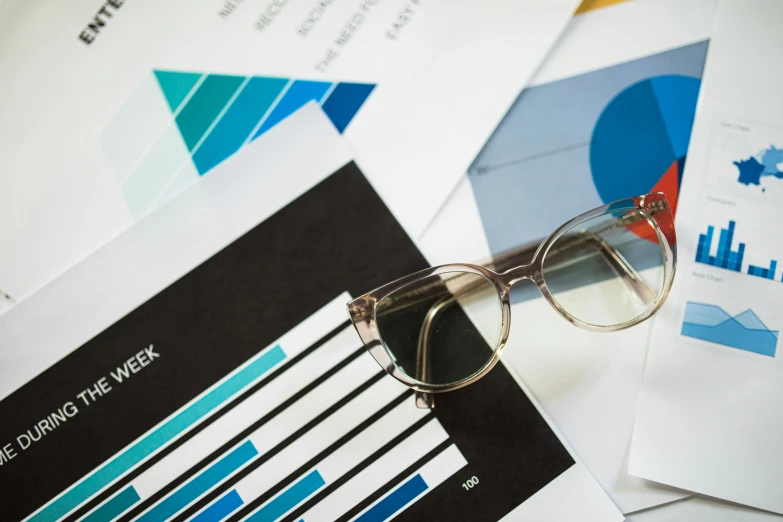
[154, 70, 374, 176]
[154, 70, 202, 112]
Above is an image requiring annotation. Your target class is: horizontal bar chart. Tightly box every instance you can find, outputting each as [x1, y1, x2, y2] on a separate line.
[42, 295, 473, 522]
[28, 346, 285, 522]
[34, 295, 350, 522]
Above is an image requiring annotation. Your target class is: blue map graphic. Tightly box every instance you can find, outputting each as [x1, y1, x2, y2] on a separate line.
[734, 145, 783, 188]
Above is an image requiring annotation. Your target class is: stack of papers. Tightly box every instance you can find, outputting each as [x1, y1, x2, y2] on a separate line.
[3, 0, 783, 521]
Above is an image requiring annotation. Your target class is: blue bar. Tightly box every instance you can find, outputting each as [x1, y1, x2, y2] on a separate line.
[736, 243, 745, 271]
[82, 487, 140, 522]
[356, 474, 428, 522]
[716, 227, 729, 267]
[321, 82, 375, 133]
[192, 76, 289, 175]
[723, 221, 736, 268]
[192, 490, 244, 522]
[29, 346, 285, 522]
[728, 251, 737, 271]
[139, 441, 258, 522]
[252, 80, 333, 140]
[176, 74, 246, 151]
[247, 470, 325, 522]
[770, 260, 778, 280]
[696, 234, 706, 263]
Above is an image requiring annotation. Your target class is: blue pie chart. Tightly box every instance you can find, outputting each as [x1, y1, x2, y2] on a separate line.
[589, 74, 701, 204]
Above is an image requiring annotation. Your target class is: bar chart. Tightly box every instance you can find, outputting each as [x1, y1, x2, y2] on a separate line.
[33, 290, 574, 522]
[695, 220, 781, 282]
[56, 299, 463, 522]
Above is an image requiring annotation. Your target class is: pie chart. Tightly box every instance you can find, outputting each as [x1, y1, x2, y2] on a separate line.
[589, 74, 702, 214]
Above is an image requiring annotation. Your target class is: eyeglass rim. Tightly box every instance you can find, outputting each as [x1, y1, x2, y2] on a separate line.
[347, 192, 677, 393]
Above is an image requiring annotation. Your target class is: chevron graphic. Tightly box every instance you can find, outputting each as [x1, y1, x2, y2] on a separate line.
[101, 70, 375, 218]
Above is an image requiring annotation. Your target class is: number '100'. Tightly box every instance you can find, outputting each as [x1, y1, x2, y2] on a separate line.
[461, 476, 479, 490]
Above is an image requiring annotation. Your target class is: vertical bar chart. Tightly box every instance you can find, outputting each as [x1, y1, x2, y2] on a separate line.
[695, 220, 779, 282]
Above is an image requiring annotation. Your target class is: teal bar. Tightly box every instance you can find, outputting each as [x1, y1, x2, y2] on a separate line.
[82, 487, 140, 522]
[28, 346, 286, 522]
[154, 70, 203, 113]
[175, 74, 246, 151]
[247, 470, 325, 522]
[192, 76, 289, 175]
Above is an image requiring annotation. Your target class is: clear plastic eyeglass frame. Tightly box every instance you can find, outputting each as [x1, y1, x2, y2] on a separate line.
[347, 193, 677, 405]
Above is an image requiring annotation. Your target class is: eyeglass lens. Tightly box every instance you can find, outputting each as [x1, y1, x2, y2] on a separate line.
[374, 272, 503, 387]
[542, 208, 666, 327]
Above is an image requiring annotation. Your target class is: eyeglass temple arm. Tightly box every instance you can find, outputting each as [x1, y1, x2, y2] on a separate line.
[584, 234, 657, 304]
[414, 288, 468, 410]
[479, 215, 656, 304]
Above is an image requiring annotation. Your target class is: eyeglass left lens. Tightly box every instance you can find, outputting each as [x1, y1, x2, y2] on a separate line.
[542, 208, 666, 327]
[374, 271, 502, 387]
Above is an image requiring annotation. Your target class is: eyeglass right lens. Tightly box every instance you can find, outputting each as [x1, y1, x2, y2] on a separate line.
[542, 208, 666, 327]
[375, 271, 502, 387]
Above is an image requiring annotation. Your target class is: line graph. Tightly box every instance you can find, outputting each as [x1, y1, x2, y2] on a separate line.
[681, 301, 778, 357]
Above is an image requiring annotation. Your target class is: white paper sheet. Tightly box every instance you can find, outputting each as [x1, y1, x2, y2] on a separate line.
[419, 0, 717, 513]
[626, 497, 783, 522]
[630, 0, 783, 514]
[0, 0, 580, 306]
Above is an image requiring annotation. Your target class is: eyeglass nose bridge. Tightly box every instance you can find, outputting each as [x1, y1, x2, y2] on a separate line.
[500, 263, 539, 288]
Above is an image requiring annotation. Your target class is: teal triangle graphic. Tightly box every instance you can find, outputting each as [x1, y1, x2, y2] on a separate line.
[152, 69, 374, 176]
[154, 70, 202, 112]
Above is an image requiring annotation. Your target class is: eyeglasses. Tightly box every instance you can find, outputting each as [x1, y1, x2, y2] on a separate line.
[347, 193, 676, 408]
